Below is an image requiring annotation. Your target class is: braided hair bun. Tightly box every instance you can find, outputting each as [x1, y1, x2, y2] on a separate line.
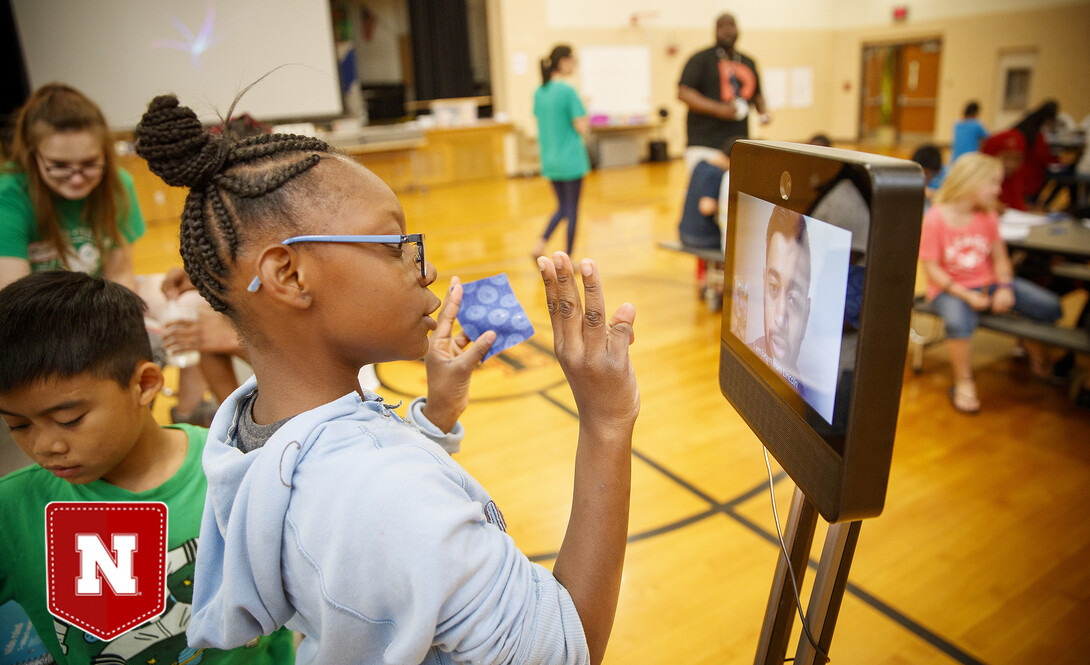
[132, 91, 333, 314]
[135, 95, 228, 188]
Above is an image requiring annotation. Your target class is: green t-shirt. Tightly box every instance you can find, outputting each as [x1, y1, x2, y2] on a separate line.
[534, 80, 590, 181]
[0, 424, 295, 665]
[0, 167, 146, 276]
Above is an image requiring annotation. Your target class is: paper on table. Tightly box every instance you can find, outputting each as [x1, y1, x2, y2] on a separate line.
[999, 223, 1031, 241]
[456, 273, 535, 361]
[999, 209, 1052, 226]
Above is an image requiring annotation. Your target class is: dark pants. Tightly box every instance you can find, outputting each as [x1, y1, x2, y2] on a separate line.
[542, 178, 583, 254]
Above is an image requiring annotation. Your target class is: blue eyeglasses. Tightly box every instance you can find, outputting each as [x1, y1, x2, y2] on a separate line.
[247, 233, 426, 292]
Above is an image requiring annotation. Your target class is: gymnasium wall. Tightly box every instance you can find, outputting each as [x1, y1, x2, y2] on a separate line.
[490, 0, 1090, 153]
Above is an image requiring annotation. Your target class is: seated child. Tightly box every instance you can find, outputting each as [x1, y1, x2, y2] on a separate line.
[678, 146, 730, 308]
[918, 153, 1062, 414]
[981, 130, 1028, 211]
[911, 144, 946, 201]
[0, 270, 295, 664]
[134, 94, 639, 665]
[678, 156, 728, 249]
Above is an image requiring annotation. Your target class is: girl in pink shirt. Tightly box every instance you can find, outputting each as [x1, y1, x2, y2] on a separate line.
[919, 153, 1062, 413]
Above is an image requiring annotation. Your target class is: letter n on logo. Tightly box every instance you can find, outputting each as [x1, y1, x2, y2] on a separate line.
[46, 502, 168, 641]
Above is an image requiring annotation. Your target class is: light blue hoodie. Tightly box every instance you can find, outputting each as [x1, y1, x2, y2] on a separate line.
[186, 376, 589, 665]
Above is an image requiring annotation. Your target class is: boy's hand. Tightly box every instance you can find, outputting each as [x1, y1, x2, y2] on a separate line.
[538, 253, 639, 436]
[422, 277, 495, 433]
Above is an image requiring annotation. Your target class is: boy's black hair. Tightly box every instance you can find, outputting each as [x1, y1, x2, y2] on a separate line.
[134, 95, 333, 315]
[911, 145, 943, 173]
[0, 271, 151, 393]
[963, 101, 980, 118]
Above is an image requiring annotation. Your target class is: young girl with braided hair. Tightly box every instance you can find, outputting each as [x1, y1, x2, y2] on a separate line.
[135, 93, 638, 665]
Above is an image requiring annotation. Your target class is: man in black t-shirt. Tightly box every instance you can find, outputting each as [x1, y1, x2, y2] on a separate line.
[678, 13, 771, 172]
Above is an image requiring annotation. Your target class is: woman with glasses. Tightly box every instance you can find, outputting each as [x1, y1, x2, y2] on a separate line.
[0, 83, 144, 290]
[0, 84, 237, 427]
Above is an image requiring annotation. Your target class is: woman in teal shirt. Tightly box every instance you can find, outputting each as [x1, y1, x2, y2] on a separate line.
[533, 44, 590, 258]
[0, 83, 145, 291]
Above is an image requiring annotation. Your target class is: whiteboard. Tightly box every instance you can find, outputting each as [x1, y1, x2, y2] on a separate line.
[578, 45, 652, 120]
[12, 0, 343, 128]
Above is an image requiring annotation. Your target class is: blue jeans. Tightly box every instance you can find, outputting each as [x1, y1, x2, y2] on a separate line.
[933, 277, 1063, 339]
[542, 178, 583, 254]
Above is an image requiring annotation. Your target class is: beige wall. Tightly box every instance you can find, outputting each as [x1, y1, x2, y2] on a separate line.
[489, 1, 1090, 156]
[827, 3, 1090, 143]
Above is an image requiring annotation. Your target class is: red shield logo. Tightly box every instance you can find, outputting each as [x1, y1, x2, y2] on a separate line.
[45, 502, 168, 641]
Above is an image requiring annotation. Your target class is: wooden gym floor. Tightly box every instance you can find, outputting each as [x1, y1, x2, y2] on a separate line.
[137, 156, 1090, 664]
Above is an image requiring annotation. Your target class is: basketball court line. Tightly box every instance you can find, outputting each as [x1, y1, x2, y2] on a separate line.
[531, 390, 987, 665]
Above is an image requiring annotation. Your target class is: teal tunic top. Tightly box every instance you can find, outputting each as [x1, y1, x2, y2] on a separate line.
[534, 80, 590, 181]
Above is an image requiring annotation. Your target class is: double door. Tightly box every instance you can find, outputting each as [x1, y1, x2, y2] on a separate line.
[860, 40, 942, 143]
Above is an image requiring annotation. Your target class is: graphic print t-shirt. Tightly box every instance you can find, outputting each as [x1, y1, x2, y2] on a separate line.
[918, 206, 1000, 300]
[0, 425, 294, 665]
[0, 168, 145, 275]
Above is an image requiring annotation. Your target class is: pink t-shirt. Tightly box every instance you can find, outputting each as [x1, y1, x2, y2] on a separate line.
[918, 206, 1000, 300]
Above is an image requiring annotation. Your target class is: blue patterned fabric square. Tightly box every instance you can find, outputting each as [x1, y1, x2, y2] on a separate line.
[456, 273, 535, 361]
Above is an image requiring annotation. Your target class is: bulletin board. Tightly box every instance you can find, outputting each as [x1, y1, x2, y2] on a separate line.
[578, 45, 653, 121]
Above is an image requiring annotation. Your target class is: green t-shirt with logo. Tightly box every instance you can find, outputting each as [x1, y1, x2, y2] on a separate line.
[534, 80, 590, 181]
[0, 167, 145, 275]
[0, 424, 295, 664]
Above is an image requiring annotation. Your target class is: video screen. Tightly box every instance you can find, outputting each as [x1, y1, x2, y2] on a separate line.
[728, 192, 853, 424]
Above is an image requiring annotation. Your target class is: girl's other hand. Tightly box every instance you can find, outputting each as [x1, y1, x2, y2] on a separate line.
[965, 289, 992, 311]
[422, 276, 495, 433]
[538, 253, 639, 436]
[162, 310, 243, 355]
[162, 318, 201, 356]
[991, 285, 1015, 313]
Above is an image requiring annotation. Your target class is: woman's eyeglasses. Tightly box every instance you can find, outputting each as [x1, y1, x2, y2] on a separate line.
[37, 157, 105, 182]
[247, 234, 426, 292]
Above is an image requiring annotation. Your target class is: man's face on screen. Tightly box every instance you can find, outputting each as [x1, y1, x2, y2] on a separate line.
[763, 231, 811, 374]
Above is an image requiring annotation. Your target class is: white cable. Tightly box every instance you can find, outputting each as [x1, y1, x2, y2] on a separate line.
[763, 447, 831, 663]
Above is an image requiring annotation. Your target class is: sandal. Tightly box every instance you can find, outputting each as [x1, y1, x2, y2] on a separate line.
[949, 382, 980, 414]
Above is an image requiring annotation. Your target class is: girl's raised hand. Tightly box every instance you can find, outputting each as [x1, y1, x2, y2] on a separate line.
[421, 276, 495, 433]
[538, 253, 639, 435]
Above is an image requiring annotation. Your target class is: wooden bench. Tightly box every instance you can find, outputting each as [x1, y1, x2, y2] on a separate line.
[657, 241, 725, 311]
[1052, 261, 1090, 282]
[908, 294, 1090, 373]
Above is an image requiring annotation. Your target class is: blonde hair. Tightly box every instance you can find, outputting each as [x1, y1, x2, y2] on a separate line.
[934, 153, 1003, 210]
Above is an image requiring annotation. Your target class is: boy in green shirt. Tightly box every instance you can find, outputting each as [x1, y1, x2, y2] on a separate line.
[0, 271, 293, 664]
